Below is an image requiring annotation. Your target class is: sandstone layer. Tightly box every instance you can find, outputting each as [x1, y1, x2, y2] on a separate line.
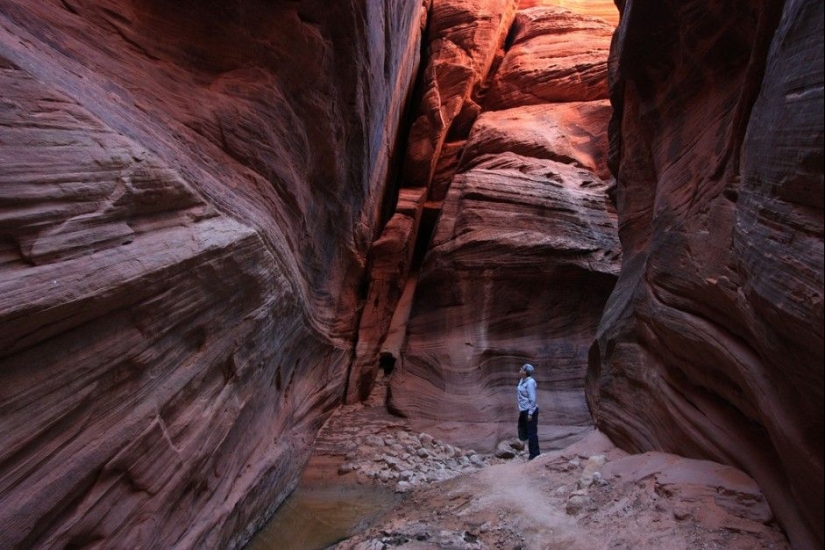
[388, 3, 621, 452]
[485, 7, 615, 109]
[0, 1, 428, 547]
[402, 0, 519, 193]
[587, 0, 824, 548]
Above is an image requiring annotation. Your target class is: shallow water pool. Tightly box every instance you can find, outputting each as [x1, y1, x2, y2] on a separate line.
[245, 482, 401, 550]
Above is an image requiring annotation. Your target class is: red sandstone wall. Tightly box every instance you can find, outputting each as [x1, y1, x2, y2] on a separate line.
[0, 1, 427, 547]
[587, 0, 824, 548]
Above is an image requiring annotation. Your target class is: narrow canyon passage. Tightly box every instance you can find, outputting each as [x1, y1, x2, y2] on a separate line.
[0, 0, 821, 549]
[347, 0, 621, 455]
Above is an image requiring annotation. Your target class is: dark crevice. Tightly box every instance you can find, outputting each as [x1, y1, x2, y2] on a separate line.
[379, 351, 396, 375]
[379, 3, 435, 228]
[344, 3, 436, 404]
[503, 16, 520, 52]
[411, 203, 440, 271]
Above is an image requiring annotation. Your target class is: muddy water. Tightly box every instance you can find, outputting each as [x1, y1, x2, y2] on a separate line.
[245, 481, 401, 550]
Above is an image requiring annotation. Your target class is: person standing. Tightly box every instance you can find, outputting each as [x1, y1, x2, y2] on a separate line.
[517, 363, 540, 460]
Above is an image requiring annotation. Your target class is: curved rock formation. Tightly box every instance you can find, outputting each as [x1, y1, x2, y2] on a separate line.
[0, 1, 428, 547]
[587, 0, 824, 548]
[518, 0, 619, 26]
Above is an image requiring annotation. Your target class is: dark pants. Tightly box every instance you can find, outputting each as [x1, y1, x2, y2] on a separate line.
[518, 409, 540, 459]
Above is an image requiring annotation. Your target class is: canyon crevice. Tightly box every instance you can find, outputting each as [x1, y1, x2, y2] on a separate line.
[0, 1, 821, 549]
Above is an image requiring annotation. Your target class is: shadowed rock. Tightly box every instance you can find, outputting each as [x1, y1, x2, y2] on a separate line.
[587, 0, 823, 548]
[0, 1, 429, 548]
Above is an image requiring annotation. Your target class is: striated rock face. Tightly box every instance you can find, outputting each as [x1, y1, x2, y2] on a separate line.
[388, 3, 620, 452]
[0, 1, 428, 548]
[587, 0, 824, 548]
[518, 0, 619, 26]
[485, 7, 615, 109]
[402, 0, 519, 193]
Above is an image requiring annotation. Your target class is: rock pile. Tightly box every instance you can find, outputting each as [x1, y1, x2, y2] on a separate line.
[336, 429, 523, 493]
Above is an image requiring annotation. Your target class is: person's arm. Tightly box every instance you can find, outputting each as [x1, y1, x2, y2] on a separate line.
[527, 379, 537, 417]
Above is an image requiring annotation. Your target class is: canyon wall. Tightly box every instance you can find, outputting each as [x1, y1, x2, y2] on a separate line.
[2, 0, 821, 548]
[385, 1, 622, 451]
[0, 1, 428, 547]
[587, 0, 824, 548]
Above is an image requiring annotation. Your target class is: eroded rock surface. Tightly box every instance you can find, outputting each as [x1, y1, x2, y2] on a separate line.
[1, 0, 820, 548]
[587, 0, 824, 548]
[388, 4, 621, 453]
[485, 7, 614, 109]
[0, 1, 428, 548]
[402, 0, 519, 191]
[347, 188, 427, 403]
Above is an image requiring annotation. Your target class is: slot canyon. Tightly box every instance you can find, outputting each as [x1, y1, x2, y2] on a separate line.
[0, 0, 821, 549]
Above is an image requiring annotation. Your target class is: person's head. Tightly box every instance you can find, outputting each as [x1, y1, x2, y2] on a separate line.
[520, 363, 534, 377]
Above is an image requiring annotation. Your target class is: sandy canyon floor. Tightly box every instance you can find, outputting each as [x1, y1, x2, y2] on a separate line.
[278, 378, 790, 550]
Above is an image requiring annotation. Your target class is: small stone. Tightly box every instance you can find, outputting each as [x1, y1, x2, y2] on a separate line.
[566, 495, 587, 515]
[338, 462, 356, 475]
[353, 540, 384, 550]
[495, 440, 516, 459]
[583, 455, 607, 475]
